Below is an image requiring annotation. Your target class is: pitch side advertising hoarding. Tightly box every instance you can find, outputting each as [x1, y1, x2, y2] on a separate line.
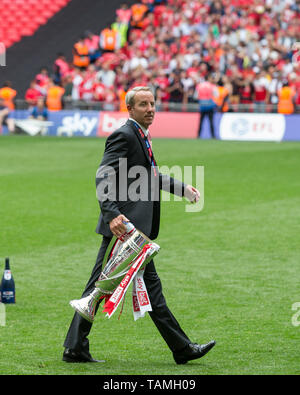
[97, 111, 200, 138]
[219, 113, 286, 141]
[1, 110, 299, 141]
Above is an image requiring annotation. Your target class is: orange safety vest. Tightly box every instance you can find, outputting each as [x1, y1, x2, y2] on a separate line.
[131, 3, 148, 28]
[73, 42, 90, 68]
[46, 86, 65, 111]
[100, 28, 119, 51]
[214, 86, 229, 112]
[277, 86, 295, 114]
[118, 89, 127, 112]
[0, 87, 17, 110]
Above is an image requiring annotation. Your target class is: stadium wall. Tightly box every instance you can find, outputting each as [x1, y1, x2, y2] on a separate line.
[1, 110, 300, 141]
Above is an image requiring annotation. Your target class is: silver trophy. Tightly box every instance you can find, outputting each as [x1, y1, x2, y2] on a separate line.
[69, 222, 160, 322]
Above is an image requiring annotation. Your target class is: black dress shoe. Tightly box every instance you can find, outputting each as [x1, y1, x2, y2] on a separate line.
[173, 340, 216, 365]
[62, 348, 105, 363]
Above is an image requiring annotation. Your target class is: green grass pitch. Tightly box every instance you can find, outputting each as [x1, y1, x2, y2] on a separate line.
[0, 135, 299, 375]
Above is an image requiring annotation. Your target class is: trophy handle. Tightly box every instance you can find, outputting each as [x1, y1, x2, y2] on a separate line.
[102, 221, 136, 272]
[102, 236, 118, 272]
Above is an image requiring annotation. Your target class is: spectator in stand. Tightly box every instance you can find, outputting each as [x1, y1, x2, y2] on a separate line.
[253, 70, 270, 112]
[30, 97, 49, 121]
[181, 70, 196, 103]
[292, 42, 300, 68]
[25, 80, 43, 107]
[35, 67, 50, 96]
[0, 97, 15, 133]
[53, 53, 70, 85]
[267, 67, 283, 108]
[84, 31, 101, 64]
[73, 37, 90, 69]
[0, 81, 17, 110]
[62, 74, 75, 103]
[46, 80, 65, 111]
[167, 71, 184, 103]
[290, 72, 300, 107]
[102, 86, 118, 110]
[124, 49, 149, 72]
[183, 86, 198, 106]
[239, 75, 255, 108]
[116, 3, 132, 24]
[154, 69, 170, 103]
[141, 0, 156, 12]
[96, 61, 116, 87]
[79, 65, 97, 102]
[93, 76, 107, 103]
[23, 0, 300, 113]
[195, 75, 218, 139]
[227, 66, 243, 106]
[71, 68, 84, 101]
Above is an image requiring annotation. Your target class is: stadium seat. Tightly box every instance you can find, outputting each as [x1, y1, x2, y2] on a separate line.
[0, 0, 71, 48]
[19, 26, 36, 36]
[4, 30, 21, 43]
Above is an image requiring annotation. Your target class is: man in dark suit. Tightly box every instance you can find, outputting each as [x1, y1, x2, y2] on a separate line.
[63, 86, 215, 364]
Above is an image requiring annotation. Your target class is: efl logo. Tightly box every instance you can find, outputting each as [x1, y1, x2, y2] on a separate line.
[0, 43, 6, 66]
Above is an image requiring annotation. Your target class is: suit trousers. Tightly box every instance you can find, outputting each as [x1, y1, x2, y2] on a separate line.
[63, 236, 191, 354]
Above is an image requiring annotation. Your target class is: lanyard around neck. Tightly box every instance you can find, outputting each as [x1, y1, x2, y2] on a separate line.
[131, 120, 157, 176]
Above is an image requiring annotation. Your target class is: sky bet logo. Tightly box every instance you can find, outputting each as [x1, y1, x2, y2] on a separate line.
[57, 112, 98, 136]
[0, 43, 6, 66]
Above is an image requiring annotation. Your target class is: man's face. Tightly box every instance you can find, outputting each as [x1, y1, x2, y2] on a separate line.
[128, 91, 155, 129]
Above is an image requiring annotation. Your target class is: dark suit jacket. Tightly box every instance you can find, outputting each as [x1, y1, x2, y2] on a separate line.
[95, 119, 185, 240]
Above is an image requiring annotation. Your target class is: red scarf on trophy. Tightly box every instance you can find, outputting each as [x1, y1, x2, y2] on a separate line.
[102, 245, 152, 319]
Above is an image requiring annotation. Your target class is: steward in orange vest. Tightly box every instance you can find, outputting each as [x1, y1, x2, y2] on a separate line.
[130, 3, 148, 28]
[0, 81, 17, 110]
[73, 38, 90, 68]
[118, 87, 127, 112]
[99, 28, 121, 52]
[214, 82, 229, 112]
[277, 83, 296, 114]
[46, 81, 65, 111]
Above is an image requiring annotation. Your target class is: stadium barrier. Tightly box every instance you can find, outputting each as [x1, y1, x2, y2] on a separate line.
[13, 99, 300, 114]
[1, 109, 300, 141]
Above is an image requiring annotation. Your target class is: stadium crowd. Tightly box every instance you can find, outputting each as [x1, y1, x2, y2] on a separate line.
[2, 0, 300, 114]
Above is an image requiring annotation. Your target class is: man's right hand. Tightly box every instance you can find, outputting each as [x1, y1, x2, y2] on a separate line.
[109, 214, 130, 238]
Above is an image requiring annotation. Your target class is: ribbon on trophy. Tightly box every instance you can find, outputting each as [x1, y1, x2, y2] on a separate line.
[132, 267, 152, 321]
[102, 245, 152, 319]
[69, 222, 159, 323]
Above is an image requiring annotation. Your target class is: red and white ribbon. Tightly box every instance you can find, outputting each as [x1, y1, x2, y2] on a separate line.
[102, 245, 151, 319]
[132, 268, 152, 321]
